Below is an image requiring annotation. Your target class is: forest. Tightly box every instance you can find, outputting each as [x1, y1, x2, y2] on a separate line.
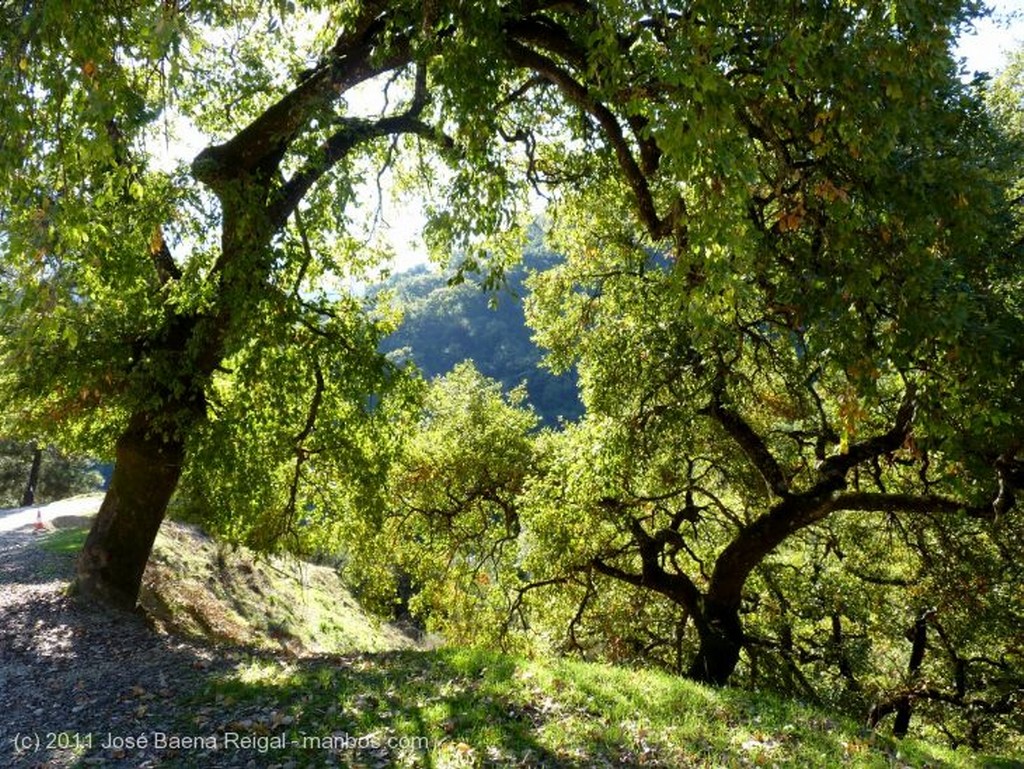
[1, 0, 1022, 758]
[375, 248, 583, 426]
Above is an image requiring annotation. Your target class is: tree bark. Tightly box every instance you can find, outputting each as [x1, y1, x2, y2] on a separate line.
[894, 610, 931, 737]
[20, 444, 42, 507]
[866, 608, 934, 737]
[687, 599, 745, 686]
[75, 413, 185, 610]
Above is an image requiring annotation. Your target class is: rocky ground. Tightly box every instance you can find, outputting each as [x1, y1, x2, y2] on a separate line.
[0, 502, 244, 768]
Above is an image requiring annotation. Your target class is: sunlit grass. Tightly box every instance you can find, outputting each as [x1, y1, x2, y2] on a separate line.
[39, 527, 88, 555]
[179, 647, 993, 768]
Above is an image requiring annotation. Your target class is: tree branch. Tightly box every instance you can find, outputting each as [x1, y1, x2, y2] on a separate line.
[592, 510, 704, 613]
[148, 225, 183, 285]
[706, 391, 919, 606]
[191, 4, 408, 193]
[593, 557, 646, 588]
[705, 389, 789, 496]
[268, 112, 447, 231]
[832, 492, 990, 519]
[817, 385, 918, 480]
[502, 37, 684, 245]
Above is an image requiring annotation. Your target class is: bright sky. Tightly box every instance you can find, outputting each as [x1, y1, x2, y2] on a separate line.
[955, 0, 1024, 74]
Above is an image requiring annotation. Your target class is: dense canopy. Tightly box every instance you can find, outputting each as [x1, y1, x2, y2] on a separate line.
[1, 0, 1022, 749]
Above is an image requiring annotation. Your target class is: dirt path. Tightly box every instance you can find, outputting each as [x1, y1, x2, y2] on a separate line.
[0, 494, 107, 535]
[0, 501, 240, 768]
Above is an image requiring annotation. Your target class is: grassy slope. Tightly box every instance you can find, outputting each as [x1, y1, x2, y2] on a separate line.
[141, 522, 415, 655]
[42, 519, 412, 655]
[40, 522, 1019, 769]
[193, 649, 1019, 769]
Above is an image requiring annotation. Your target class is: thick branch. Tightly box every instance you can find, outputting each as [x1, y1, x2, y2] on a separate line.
[148, 226, 182, 285]
[592, 556, 644, 587]
[709, 482, 842, 608]
[191, 5, 407, 192]
[593, 512, 703, 613]
[507, 12, 663, 176]
[504, 16, 589, 70]
[706, 387, 934, 608]
[832, 492, 991, 519]
[818, 385, 917, 479]
[705, 392, 789, 496]
[591, 556, 689, 623]
[502, 37, 681, 243]
[993, 454, 1020, 518]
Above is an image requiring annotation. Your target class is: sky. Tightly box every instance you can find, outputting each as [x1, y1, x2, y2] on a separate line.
[955, 0, 1024, 74]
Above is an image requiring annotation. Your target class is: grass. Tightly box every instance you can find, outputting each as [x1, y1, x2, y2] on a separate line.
[176, 647, 1007, 768]
[40, 527, 89, 555]
[36, 512, 1021, 769]
[38, 512, 413, 655]
[140, 521, 415, 655]
[138, 518, 413, 655]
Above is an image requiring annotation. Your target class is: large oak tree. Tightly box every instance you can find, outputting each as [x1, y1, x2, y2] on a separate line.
[337, 0, 1023, 712]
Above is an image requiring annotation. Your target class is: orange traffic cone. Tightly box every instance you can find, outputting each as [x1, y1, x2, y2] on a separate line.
[33, 509, 45, 532]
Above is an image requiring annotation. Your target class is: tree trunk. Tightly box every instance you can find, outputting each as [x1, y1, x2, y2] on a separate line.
[893, 610, 931, 737]
[75, 413, 185, 610]
[687, 600, 744, 685]
[867, 609, 933, 737]
[20, 444, 42, 507]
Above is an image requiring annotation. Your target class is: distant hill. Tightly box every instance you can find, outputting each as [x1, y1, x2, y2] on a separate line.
[377, 251, 583, 426]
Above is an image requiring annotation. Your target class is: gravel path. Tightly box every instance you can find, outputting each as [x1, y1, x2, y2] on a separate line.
[0, 504, 242, 768]
[0, 495, 108, 534]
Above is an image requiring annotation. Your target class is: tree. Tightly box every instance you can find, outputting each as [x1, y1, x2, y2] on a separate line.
[351, 362, 538, 645]
[19, 443, 42, 507]
[1, 0, 433, 607]
[329, 1, 1022, 719]
[0, 440, 103, 508]
[511, 6, 1024, 694]
[1, 0, 1020, 674]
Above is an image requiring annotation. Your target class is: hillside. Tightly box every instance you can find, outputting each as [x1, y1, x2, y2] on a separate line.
[377, 251, 583, 426]
[188, 647, 1024, 769]
[4, 503, 1017, 768]
[35, 505, 413, 657]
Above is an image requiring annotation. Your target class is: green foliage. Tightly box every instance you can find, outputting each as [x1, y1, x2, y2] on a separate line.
[174, 297, 417, 555]
[0, 1, 430, 562]
[349, 363, 538, 646]
[351, 3, 1024, 750]
[497, 32, 1023, 732]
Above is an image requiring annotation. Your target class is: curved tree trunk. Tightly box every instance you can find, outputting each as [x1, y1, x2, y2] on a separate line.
[65, 3, 419, 614]
[75, 413, 185, 610]
[687, 600, 744, 686]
